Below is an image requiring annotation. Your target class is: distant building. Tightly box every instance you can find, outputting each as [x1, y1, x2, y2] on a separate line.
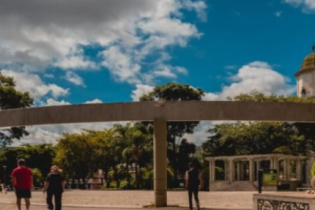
[295, 45, 315, 97]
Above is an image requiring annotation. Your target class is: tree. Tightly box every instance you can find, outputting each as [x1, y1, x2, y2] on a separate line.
[177, 139, 196, 179]
[202, 122, 303, 156]
[0, 144, 55, 186]
[0, 71, 33, 145]
[115, 123, 152, 189]
[202, 91, 315, 157]
[54, 133, 97, 188]
[140, 82, 204, 186]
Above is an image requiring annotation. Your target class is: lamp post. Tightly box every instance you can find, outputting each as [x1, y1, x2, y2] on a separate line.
[3, 165, 7, 187]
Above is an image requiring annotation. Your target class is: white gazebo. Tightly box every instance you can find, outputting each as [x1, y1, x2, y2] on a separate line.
[207, 154, 307, 191]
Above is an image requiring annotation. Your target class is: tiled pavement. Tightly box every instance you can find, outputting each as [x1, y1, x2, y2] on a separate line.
[0, 203, 250, 210]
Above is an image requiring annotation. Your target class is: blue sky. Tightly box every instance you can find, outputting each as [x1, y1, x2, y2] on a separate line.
[0, 0, 315, 145]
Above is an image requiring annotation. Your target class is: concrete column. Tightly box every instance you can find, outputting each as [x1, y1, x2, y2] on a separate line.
[274, 158, 279, 172]
[225, 160, 229, 181]
[229, 159, 234, 182]
[296, 159, 302, 180]
[269, 157, 274, 169]
[210, 160, 215, 181]
[249, 159, 254, 182]
[154, 118, 167, 207]
[283, 159, 287, 180]
[236, 161, 240, 181]
[288, 159, 292, 180]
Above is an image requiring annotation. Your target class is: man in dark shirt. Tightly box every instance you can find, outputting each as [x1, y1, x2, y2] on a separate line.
[11, 159, 33, 210]
[185, 162, 203, 210]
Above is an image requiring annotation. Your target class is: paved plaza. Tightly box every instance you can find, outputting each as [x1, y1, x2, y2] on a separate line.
[0, 190, 255, 210]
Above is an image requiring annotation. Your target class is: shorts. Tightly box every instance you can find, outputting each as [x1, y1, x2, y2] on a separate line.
[15, 189, 31, 198]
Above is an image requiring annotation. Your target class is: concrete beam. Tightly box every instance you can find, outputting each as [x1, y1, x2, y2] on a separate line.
[1, 101, 315, 127]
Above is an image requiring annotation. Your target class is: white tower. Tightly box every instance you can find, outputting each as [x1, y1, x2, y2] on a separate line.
[295, 45, 315, 97]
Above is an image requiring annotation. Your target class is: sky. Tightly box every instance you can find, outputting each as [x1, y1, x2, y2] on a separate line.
[1, 0, 315, 146]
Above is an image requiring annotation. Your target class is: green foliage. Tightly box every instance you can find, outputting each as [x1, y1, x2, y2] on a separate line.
[203, 92, 315, 157]
[311, 161, 315, 177]
[31, 168, 43, 187]
[0, 71, 34, 145]
[0, 144, 55, 183]
[230, 90, 315, 103]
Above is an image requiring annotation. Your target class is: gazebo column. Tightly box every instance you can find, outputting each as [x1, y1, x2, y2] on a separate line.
[229, 159, 234, 182]
[249, 158, 254, 182]
[225, 160, 229, 181]
[283, 159, 288, 180]
[153, 118, 167, 207]
[296, 159, 302, 180]
[236, 161, 240, 181]
[269, 156, 274, 169]
[209, 159, 215, 182]
[288, 159, 292, 180]
[274, 157, 279, 172]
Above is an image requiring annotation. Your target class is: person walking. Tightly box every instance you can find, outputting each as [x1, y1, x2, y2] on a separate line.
[43, 165, 65, 210]
[11, 159, 33, 210]
[185, 162, 203, 210]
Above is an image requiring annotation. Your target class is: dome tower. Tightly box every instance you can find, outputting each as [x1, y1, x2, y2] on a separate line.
[295, 44, 315, 97]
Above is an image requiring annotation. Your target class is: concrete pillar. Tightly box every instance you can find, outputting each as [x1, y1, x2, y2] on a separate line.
[153, 118, 167, 207]
[210, 160, 215, 181]
[229, 159, 234, 182]
[288, 159, 292, 180]
[236, 161, 240, 181]
[269, 157, 274, 169]
[283, 159, 288, 180]
[225, 160, 229, 181]
[240, 162, 244, 180]
[296, 159, 302, 180]
[274, 158, 279, 172]
[249, 159, 254, 182]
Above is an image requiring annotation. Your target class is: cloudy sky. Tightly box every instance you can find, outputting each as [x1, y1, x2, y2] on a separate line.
[1, 0, 315, 146]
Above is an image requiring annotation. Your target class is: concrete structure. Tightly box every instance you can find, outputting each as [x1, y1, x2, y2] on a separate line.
[295, 44, 315, 97]
[1, 101, 315, 207]
[207, 154, 307, 191]
[254, 193, 315, 210]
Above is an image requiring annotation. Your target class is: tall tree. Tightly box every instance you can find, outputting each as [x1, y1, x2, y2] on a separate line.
[54, 133, 97, 188]
[202, 91, 315, 157]
[0, 71, 33, 145]
[140, 82, 204, 185]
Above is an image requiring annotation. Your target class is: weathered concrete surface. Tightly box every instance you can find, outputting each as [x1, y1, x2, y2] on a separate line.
[0, 190, 254, 209]
[1, 101, 315, 127]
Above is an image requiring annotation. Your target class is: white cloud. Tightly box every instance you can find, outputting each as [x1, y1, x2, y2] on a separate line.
[131, 84, 154, 101]
[101, 46, 141, 84]
[54, 55, 97, 70]
[40, 98, 71, 106]
[63, 71, 85, 87]
[44, 73, 55, 78]
[275, 11, 283, 17]
[182, 0, 207, 21]
[13, 122, 118, 146]
[2, 69, 69, 99]
[284, 0, 315, 13]
[203, 61, 295, 100]
[183, 121, 213, 146]
[152, 64, 188, 79]
[85, 99, 102, 104]
[0, 0, 207, 85]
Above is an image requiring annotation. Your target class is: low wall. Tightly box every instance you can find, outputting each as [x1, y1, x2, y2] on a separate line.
[253, 192, 315, 210]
